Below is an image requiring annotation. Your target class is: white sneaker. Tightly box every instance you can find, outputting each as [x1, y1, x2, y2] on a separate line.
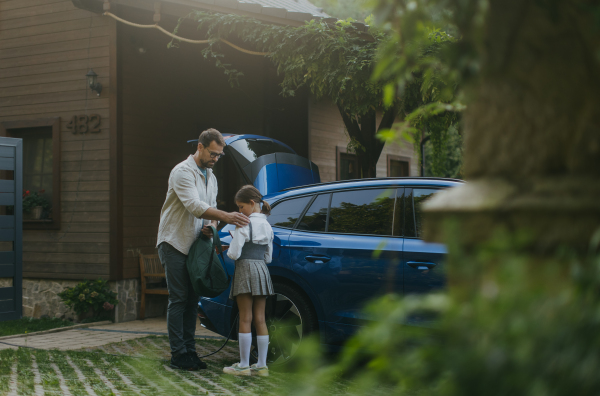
[250, 363, 269, 377]
[223, 362, 251, 376]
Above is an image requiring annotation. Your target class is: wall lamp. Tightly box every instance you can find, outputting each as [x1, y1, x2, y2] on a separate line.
[86, 69, 103, 96]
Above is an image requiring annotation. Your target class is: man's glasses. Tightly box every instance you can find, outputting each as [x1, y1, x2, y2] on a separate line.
[206, 149, 225, 159]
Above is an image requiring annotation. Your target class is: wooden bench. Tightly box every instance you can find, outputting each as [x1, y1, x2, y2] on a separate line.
[139, 253, 169, 320]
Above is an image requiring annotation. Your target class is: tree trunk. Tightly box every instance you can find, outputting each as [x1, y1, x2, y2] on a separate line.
[337, 105, 397, 179]
[424, 0, 600, 252]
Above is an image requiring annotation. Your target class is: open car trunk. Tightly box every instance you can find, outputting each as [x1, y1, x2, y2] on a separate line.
[223, 135, 320, 196]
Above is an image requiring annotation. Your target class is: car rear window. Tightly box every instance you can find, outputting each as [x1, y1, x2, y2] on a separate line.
[328, 188, 396, 236]
[296, 194, 330, 232]
[268, 196, 312, 228]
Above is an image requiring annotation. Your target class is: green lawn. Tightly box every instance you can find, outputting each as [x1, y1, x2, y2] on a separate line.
[0, 317, 74, 337]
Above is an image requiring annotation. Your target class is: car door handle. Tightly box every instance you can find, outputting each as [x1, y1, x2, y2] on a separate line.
[305, 255, 331, 264]
[407, 261, 436, 271]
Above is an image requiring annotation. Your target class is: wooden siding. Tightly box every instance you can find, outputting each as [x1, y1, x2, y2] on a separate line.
[0, 1, 112, 279]
[308, 99, 417, 182]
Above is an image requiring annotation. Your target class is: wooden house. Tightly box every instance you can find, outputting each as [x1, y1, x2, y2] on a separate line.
[0, 0, 417, 321]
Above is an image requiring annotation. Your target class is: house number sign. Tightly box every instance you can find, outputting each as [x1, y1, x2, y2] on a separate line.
[66, 114, 101, 134]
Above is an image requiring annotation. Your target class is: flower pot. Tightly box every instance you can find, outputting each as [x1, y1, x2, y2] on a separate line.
[31, 206, 43, 220]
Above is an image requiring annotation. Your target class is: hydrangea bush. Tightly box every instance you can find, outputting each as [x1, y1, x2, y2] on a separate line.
[58, 279, 118, 317]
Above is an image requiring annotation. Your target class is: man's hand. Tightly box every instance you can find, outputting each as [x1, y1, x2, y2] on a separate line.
[201, 226, 214, 237]
[226, 212, 250, 227]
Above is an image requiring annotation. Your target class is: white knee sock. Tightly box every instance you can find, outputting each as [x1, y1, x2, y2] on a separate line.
[256, 335, 269, 368]
[238, 333, 252, 368]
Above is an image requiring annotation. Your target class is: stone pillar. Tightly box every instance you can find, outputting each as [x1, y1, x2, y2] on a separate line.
[111, 279, 141, 323]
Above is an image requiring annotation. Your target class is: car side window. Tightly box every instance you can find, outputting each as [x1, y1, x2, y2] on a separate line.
[328, 188, 396, 236]
[268, 196, 312, 228]
[296, 194, 330, 232]
[404, 188, 439, 238]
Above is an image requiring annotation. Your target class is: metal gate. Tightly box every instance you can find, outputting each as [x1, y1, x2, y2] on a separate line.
[0, 137, 22, 321]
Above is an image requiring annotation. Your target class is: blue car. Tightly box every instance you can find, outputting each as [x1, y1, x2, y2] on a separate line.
[197, 135, 462, 364]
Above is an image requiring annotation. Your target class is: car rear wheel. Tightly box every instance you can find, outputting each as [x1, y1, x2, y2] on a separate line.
[250, 281, 318, 366]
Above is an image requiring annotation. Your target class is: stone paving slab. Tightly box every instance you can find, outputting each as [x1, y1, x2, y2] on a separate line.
[0, 317, 221, 351]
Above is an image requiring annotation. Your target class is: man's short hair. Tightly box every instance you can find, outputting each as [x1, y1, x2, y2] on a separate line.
[199, 128, 225, 148]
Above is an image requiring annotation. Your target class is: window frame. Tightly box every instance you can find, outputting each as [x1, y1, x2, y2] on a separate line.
[336, 146, 359, 181]
[0, 118, 61, 230]
[387, 154, 411, 177]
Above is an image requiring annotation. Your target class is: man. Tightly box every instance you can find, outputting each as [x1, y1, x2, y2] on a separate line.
[157, 128, 249, 371]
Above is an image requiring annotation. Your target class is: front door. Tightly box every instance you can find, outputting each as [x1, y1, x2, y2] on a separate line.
[0, 137, 23, 322]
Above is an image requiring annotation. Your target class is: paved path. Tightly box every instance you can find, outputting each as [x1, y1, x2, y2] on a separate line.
[0, 317, 221, 351]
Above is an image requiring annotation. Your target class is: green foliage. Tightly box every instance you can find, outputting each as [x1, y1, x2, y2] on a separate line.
[0, 317, 73, 337]
[423, 123, 463, 178]
[284, 230, 600, 395]
[22, 189, 50, 214]
[373, 19, 463, 178]
[173, 12, 390, 116]
[58, 279, 118, 316]
[170, 11, 462, 177]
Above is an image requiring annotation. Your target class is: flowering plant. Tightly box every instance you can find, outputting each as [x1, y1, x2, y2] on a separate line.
[58, 279, 118, 316]
[22, 189, 51, 214]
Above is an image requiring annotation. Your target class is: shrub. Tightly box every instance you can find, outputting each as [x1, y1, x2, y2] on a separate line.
[285, 230, 600, 396]
[58, 279, 118, 316]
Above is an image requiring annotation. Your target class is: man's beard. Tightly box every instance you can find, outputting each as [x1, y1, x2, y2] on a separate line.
[200, 158, 215, 168]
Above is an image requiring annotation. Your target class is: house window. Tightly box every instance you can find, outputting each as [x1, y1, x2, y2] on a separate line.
[388, 155, 410, 177]
[22, 128, 53, 206]
[1, 118, 61, 230]
[337, 147, 359, 181]
[339, 153, 358, 180]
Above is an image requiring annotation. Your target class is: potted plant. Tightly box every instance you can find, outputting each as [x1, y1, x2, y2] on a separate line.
[58, 279, 119, 322]
[22, 189, 51, 220]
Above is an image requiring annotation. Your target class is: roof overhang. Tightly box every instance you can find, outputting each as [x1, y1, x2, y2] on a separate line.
[72, 0, 335, 27]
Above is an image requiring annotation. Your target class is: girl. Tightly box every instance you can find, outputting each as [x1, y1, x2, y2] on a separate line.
[223, 185, 274, 377]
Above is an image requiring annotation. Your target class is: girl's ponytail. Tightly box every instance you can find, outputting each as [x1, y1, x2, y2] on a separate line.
[261, 199, 271, 216]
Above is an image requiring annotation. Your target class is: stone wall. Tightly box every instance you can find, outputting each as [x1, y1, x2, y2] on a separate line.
[16, 278, 167, 323]
[0, 278, 12, 287]
[22, 279, 79, 320]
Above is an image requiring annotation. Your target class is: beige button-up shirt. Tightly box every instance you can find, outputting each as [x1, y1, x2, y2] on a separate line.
[156, 155, 218, 255]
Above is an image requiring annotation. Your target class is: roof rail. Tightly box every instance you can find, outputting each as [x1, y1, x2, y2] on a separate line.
[280, 177, 464, 192]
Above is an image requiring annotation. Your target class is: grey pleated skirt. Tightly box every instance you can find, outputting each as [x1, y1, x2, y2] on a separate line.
[229, 259, 274, 299]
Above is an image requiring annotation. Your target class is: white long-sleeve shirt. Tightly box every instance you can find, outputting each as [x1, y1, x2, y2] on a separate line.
[227, 213, 274, 263]
[156, 155, 218, 255]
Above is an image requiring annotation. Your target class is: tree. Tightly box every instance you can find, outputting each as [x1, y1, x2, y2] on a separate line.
[371, 0, 600, 249]
[171, 12, 459, 178]
[276, 2, 600, 395]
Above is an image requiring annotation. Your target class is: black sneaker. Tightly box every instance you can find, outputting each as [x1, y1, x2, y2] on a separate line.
[170, 353, 198, 371]
[188, 351, 207, 370]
